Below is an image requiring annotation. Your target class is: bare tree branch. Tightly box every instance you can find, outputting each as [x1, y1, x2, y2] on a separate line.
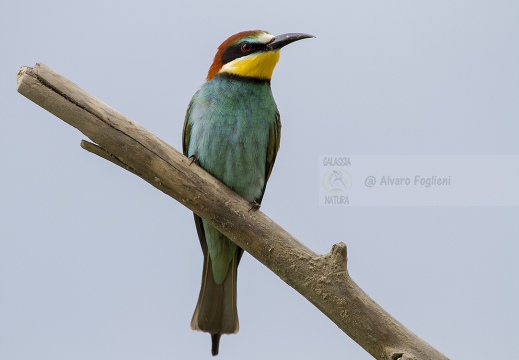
[17, 63, 449, 360]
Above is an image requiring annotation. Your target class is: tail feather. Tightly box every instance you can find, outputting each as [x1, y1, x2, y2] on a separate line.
[211, 334, 221, 356]
[191, 237, 240, 355]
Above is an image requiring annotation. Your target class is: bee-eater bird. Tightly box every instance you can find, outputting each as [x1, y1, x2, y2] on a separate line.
[182, 30, 313, 356]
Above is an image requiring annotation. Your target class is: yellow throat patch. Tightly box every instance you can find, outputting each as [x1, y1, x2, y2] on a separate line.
[219, 50, 281, 81]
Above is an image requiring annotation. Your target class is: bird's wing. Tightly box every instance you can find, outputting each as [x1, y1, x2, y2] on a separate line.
[265, 111, 281, 183]
[257, 111, 281, 204]
[193, 212, 207, 252]
[183, 100, 244, 262]
[182, 101, 193, 156]
[182, 100, 205, 252]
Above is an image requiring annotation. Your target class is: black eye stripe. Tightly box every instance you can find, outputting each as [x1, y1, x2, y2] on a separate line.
[221, 42, 267, 65]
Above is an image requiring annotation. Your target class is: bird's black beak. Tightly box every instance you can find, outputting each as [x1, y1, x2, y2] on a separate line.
[266, 33, 315, 51]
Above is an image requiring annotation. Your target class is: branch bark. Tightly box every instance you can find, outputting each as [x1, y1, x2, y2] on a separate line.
[17, 63, 449, 360]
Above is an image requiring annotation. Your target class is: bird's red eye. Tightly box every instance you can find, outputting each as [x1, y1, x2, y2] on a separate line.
[241, 42, 252, 53]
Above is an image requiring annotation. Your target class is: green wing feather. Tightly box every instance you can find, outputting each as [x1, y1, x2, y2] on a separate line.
[182, 102, 193, 156]
[266, 111, 281, 183]
[257, 111, 281, 203]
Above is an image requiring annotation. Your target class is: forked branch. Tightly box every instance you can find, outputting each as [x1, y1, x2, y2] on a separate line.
[17, 63, 449, 360]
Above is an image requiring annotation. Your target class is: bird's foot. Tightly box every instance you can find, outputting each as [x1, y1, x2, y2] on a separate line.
[188, 155, 198, 165]
[248, 201, 261, 212]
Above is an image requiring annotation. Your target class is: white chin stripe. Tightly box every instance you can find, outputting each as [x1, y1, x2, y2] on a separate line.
[258, 32, 274, 44]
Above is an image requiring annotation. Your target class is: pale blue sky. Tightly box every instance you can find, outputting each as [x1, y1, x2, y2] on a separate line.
[1, 1, 518, 359]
